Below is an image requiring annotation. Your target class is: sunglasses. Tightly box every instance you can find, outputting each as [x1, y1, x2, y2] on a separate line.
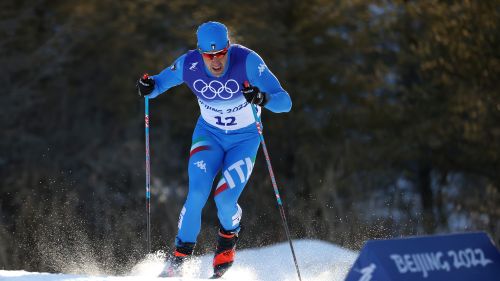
[201, 47, 229, 60]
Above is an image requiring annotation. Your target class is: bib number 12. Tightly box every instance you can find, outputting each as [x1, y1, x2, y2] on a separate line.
[215, 116, 237, 126]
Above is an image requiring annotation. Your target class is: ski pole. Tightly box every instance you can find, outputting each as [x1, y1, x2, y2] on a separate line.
[245, 82, 302, 281]
[144, 79, 152, 254]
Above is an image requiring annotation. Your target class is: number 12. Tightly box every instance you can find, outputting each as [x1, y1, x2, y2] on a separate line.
[215, 116, 237, 126]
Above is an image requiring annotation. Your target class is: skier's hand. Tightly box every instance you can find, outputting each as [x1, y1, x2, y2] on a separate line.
[242, 82, 268, 106]
[137, 74, 155, 97]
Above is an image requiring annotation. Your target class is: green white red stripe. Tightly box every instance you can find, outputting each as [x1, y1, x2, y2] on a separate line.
[214, 177, 228, 196]
[190, 137, 210, 157]
[214, 157, 255, 197]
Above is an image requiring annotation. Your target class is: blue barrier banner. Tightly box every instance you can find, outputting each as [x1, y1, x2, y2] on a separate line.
[344, 232, 500, 281]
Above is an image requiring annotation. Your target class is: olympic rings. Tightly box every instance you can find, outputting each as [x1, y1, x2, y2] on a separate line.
[193, 79, 240, 100]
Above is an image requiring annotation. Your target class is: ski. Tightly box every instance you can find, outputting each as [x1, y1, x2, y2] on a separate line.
[210, 273, 223, 279]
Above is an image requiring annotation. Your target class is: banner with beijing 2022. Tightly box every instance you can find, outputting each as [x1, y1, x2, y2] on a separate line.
[344, 232, 500, 281]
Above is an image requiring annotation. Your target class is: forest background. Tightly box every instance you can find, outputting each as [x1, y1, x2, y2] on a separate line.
[1, 0, 499, 274]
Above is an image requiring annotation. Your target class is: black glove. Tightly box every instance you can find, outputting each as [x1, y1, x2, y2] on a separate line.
[137, 74, 155, 97]
[242, 83, 268, 106]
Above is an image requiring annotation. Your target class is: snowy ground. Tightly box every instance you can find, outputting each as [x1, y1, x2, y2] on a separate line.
[0, 240, 357, 281]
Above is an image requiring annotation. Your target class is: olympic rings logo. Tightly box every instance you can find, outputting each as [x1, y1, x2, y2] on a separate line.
[193, 79, 240, 100]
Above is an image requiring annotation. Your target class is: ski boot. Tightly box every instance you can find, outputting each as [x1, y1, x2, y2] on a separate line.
[211, 228, 239, 279]
[159, 241, 195, 277]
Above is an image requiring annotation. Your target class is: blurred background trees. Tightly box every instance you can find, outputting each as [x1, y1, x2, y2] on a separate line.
[1, 0, 499, 274]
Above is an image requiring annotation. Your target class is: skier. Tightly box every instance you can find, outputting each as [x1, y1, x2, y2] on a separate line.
[137, 21, 291, 278]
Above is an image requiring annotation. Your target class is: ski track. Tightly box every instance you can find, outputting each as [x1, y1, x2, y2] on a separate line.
[0, 240, 358, 281]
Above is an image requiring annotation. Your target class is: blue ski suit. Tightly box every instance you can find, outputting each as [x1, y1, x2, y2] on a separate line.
[148, 44, 291, 245]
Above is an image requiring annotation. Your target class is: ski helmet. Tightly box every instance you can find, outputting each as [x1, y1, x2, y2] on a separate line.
[196, 21, 229, 53]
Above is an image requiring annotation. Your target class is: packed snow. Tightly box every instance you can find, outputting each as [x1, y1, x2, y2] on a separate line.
[0, 239, 357, 281]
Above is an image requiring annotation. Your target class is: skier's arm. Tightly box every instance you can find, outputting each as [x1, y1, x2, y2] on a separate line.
[246, 52, 292, 113]
[147, 54, 186, 99]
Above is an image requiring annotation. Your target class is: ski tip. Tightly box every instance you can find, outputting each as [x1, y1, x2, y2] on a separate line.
[210, 273, 223, 279]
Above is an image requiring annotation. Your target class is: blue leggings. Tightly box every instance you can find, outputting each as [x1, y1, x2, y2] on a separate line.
[176, 118, 260, 244]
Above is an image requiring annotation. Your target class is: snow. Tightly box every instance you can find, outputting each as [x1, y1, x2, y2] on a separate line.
[0, 239, 358, 281]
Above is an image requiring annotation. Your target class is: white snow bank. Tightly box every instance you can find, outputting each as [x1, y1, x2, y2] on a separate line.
[1, 239, 358, 281]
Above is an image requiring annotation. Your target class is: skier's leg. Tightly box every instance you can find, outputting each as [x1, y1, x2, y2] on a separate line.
[177, 131, 224, 244]
[215, 134, 259, 230]
[212, 134, 260, 277]
[163, 127, 224, 277]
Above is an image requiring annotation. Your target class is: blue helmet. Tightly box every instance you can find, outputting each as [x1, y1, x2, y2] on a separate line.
[196, 21, 229, 52]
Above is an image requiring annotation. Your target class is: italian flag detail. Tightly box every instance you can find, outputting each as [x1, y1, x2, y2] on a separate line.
[214, 177, 228, 196]
[190, 137, 210, 157]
